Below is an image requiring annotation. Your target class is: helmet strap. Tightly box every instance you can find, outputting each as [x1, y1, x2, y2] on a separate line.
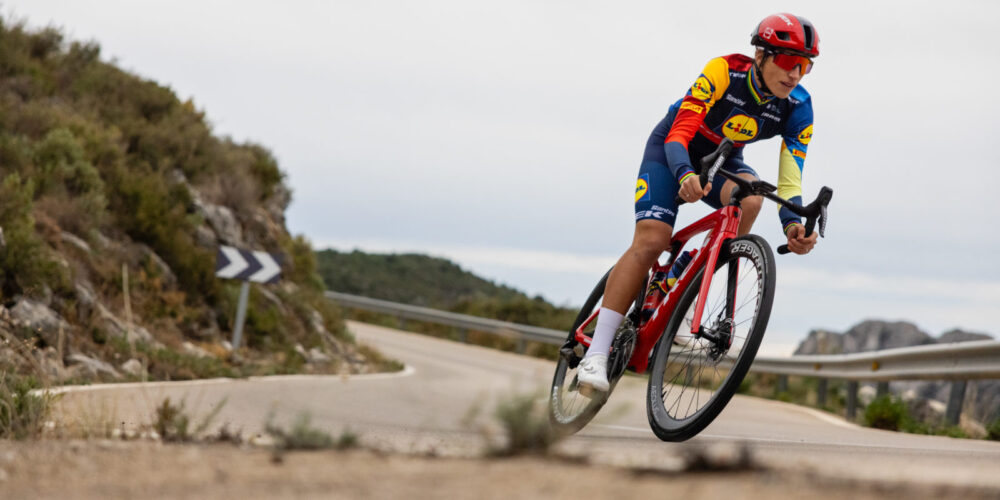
[751, 58, 774, 97]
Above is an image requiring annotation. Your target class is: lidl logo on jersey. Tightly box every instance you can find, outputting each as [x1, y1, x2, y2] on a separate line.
[797, 124, 813, 145]
[691, 76, 713, 101]
[680, 102, 704, 114]
[635, 174, 650, 203]
[723, 115, 759, 141]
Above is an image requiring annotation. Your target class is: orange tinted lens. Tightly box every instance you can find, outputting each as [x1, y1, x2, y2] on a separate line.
[773, 53, 812, 75]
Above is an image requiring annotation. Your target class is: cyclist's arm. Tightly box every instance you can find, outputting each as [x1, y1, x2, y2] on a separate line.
[664, 57, 731, 184]
[777, 88, 814, 234]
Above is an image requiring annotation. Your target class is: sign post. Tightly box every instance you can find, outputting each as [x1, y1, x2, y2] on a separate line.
[231, 281, 251, 350]
[215, 245, 282, 351]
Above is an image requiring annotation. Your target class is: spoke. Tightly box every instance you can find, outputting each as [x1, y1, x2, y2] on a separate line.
[732, 289, 761, 317]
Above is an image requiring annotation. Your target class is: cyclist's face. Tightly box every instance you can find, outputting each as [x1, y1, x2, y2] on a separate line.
[755, 49, 806, 99]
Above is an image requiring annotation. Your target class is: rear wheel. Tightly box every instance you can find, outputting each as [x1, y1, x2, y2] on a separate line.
[646, 234, 775, 441]
[549, 268, 636, 435]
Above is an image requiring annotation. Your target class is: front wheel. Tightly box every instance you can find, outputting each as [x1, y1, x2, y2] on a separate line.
[646, 234, 776, 442]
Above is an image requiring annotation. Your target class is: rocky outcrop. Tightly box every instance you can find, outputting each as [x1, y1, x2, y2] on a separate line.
[9, 300, 70, 348]
[795, 320, 935, 355]
[67, 353, 121, 379]
[794, 321, 998, 424]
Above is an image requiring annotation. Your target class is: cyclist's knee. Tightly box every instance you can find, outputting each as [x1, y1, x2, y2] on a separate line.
[630, 221, 672, 263]
[742, 195, 763, 217]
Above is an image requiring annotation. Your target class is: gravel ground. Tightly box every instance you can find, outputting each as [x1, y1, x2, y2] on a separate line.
[0, 440, 997, 500]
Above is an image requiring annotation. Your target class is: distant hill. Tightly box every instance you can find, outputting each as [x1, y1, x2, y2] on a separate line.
[316, 250, 524, 308]
[315, 249, 577, 330]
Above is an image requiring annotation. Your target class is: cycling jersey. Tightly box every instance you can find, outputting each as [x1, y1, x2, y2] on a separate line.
[635, 54, 813, 231]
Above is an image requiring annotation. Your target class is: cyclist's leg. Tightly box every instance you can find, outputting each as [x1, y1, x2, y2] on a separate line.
[583, 160, 678, 360]
[703, 157, 762, 236]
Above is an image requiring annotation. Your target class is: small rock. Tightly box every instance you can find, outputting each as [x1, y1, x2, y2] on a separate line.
[182, 341, 212, 358]
[93, 232, 113, 250]
[36, 347, 69, 381]
[138, 244, 177, 287]
[96, 304, 157, 346]
[294, 343, 309, 360]
[9, 299, 70, 347]
[67, 353, 121, 379]
[193, 200, 243, 246]
[74, 282, 97, 323]
[60, 231, 92, 254]
[194, 224, 217, 248]
[221, 340, 233, 352]
[307, 347, 332, 364]
[249, 433, 276, 448]
[120, 358, 143, 376]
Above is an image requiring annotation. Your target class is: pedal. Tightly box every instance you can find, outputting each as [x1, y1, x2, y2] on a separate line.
[559, 343, 582, 369]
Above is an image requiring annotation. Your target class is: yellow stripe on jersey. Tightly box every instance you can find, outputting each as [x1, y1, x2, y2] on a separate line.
[695, 57, 731, 111]
[777, 140, 804, 204]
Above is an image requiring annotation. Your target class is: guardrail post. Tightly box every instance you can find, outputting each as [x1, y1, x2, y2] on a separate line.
[457, 328, 468, 343]
[398, 317, 407, 330]
[876, 381, 889, 397]
[816, 378, 827, 407]
[516, 338, 527, 354]
[776, 375, 788, 395]
[945, 380, 967, 426]
[846, 381, 859, 420]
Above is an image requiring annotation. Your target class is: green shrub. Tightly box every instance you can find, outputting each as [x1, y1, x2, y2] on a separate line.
[864, 395, 910, 431]
[987, 420, 1000, 441]
[265, 412, 335, 451]
[152, 397, 226, 442]
[490, 390, 562, 456]
[0, 173, 66, 298]
[0, 371, 53, 440]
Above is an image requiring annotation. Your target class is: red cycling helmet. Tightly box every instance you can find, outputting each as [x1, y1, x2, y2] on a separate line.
[751, 13, 819, 57]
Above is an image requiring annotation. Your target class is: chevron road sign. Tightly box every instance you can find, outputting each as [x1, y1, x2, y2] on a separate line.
[215, 245, 281, 284]
[215, 245, 282, 350]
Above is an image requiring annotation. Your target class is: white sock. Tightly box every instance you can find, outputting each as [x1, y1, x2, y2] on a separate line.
[584, 307, 624, 359]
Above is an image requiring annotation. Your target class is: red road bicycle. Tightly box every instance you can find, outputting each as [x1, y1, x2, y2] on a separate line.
[548, 138, 833, 441]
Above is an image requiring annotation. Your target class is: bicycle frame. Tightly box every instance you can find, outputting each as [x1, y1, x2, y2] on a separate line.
[573, 205, 741, 374]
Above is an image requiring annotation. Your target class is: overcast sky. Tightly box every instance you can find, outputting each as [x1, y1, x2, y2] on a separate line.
[7, 0, 999, 354]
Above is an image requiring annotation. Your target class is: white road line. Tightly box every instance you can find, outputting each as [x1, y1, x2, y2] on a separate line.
[35, 365, 416, 395]
[589, 424, 993, 453]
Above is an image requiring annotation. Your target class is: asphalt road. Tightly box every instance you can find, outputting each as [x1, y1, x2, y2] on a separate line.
[56, 321, 1000, 490]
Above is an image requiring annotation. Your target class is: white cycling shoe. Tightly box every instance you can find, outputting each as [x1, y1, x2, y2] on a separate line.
[577, 354, 610, 397]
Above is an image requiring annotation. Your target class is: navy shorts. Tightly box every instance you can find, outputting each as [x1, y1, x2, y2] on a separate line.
[634, 117, 758, 227]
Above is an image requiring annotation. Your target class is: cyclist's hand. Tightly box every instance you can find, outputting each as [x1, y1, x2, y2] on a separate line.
[679, 175, 711, 203]
[785, 224, 818, 254]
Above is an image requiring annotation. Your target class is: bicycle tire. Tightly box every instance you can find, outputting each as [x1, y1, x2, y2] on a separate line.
[548, 268, 619, 435]
[645, 234, 776, 442]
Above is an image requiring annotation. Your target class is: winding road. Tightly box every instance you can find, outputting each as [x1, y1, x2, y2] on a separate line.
[56, 321, 1000, 490]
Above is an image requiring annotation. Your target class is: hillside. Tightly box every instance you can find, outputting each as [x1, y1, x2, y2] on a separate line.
[0, 18, 390, 386]
[316, 249, 577, 331]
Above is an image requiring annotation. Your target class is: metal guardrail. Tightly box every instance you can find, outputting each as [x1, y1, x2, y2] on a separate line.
[326, 290, 998, 423]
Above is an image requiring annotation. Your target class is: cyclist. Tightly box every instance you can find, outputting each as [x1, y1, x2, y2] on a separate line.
[578, 13, 821, 395]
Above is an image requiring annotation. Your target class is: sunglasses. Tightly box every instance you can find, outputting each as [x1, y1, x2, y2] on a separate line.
[769, 51, 814, 76]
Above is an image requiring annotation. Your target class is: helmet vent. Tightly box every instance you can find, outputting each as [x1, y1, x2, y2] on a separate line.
[803, 26, 815, 50]
[776, 31, 791, 41]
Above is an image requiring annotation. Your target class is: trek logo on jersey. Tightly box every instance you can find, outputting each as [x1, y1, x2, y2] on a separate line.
[691, 76, 713, 101]
[797, 124, 813, 145]
[722, 114, 759, 141]
[635, 174, 650, 202]
[680, 102, 704, 114]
